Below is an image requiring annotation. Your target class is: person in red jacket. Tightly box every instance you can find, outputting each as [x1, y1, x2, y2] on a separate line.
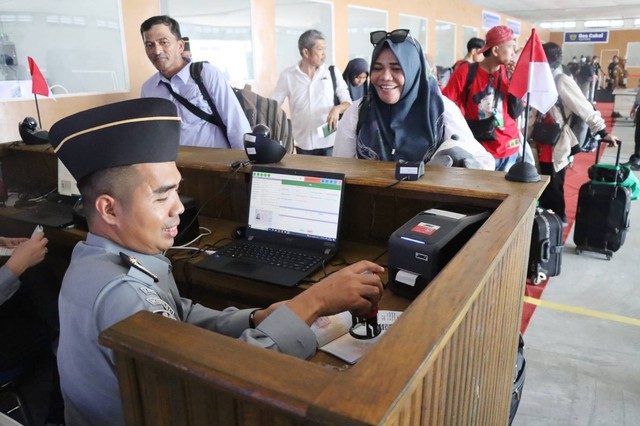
[443, 25, 521, 171]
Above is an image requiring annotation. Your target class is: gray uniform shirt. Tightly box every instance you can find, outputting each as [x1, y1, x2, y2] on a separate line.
[58, 233, 316, 426]
[0, 265, 20, 305]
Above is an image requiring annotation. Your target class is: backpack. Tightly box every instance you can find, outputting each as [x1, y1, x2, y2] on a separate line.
[461, 62, 524, 120]
[189, 61, 294, 152]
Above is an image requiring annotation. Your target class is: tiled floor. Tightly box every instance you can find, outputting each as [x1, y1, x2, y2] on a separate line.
[514, 120, 640, 425]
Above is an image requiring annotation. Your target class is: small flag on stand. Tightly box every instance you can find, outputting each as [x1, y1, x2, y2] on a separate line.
[505, 28, 556, 183]
[26, 56, 52, 129]
[508, 29, 557, 113]
[28, 56, 51, 97]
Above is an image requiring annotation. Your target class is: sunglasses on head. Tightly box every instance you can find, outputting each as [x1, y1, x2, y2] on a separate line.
[370, 29, 410, 46]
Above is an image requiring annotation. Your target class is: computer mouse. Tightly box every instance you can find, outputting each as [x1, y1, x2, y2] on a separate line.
[233, 225, 246, 239]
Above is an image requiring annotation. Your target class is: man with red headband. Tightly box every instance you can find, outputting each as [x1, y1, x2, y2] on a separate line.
[443, 25, 522, 171]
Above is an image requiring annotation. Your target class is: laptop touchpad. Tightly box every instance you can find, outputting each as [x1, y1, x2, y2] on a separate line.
[228, 259, 262, 273]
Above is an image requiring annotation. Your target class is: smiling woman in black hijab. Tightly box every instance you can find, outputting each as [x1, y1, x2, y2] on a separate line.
[342, 57, 369, 101]
[333, 30, 493, 169]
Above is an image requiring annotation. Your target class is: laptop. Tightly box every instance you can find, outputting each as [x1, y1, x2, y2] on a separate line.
[196, 166, 346, 287]
[10, 160, 79, 228]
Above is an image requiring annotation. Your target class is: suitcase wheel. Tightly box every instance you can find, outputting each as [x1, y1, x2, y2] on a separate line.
[575, 248, 581, 255]
[532, 272, 546, 285]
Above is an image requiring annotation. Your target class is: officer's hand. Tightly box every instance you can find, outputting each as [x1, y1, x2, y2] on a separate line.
[0, 237, 28, 248]
[286, 261, 384, 324]
[5, 232, 48, 277]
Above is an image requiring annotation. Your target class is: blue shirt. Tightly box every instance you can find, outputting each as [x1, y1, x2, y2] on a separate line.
[141, 62, 250, 149]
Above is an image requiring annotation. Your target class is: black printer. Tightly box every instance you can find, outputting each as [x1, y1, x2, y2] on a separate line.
[388, 208, 490, 299]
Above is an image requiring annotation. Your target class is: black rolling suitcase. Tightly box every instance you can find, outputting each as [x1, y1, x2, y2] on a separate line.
[574, 140, 631, 260]
[509, 333, 526, 425]
[528, 208, 563, 285]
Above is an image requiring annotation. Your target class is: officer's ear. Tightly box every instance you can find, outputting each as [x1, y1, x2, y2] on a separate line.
[95, 194, 118, 225]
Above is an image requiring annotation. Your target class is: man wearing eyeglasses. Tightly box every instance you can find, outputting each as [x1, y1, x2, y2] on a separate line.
[443, 25, 522, 172]
[271, 29, 352, 156]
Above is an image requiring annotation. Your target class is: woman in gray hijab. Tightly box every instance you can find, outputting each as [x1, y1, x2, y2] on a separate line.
[333, 29, 493, 169]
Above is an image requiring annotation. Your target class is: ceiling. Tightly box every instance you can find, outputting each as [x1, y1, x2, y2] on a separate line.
[467, 0, 640, 23]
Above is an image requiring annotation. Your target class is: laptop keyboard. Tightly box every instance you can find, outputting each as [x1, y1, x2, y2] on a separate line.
[217, 241, 322, 271]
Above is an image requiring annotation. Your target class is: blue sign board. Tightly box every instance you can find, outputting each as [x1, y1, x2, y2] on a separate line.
[482, 11, 501, 30]
[564, 31, 609, 43]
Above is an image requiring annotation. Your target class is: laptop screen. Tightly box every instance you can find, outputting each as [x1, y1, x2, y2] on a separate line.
[248, 167, 345, 243]
[57, 159, 81, 198]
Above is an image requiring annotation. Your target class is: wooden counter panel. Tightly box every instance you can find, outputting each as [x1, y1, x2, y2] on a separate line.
[2, 142, 547, 425]
[305, 196, 533, 425]
[103, 311, 336, 426]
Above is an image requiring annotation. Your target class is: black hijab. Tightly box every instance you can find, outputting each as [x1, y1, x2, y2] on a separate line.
[357, 36, 445, 161]
[343, 57, 369, 101]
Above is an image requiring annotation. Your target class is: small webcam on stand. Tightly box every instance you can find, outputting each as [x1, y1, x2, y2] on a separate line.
[243, 124, 286, 164]
[19, 116, 49, 145]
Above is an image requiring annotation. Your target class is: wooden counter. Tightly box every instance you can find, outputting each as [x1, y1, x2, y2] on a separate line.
[0, 143, 547, 425]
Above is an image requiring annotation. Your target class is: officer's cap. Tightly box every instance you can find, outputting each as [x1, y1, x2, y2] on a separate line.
[49, 98, 181, 182]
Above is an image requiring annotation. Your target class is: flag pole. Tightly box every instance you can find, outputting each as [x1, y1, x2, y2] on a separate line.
[33, 94, 43, 129]
[506, 29, 541, 182]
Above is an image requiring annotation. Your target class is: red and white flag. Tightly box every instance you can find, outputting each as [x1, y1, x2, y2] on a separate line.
[28, 56, 51, 97]
[508, 29, 557, 113]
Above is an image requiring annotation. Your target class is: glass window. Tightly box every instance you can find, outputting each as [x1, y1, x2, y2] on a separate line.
[347, 6, 387, 61]
[161, 0, 253, 85]
[627, 42, 640, 67]
[461, 26, 479, 58]
[0, 1, 128, 100]
[399, 14, 428, 52]
[275, 0, 333, 74]
[435, 21, 456, 69]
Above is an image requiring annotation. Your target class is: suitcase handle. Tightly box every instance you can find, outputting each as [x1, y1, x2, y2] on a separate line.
[594, 138, 623, 170]
[540, 239, 550, 262]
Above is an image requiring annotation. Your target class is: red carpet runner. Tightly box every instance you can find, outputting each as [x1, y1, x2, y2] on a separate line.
[520, 102, 614, 333]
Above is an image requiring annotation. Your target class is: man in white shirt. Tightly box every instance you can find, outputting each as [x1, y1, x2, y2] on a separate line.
[271, 29, 352, 156]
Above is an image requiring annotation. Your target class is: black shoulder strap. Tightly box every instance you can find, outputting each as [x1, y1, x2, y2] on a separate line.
[329, 65, 339, 106]
[159, 80, 217, 125]
[462, 62, 479, 106]
[553, 73, 569, 124]
[188, 61, 229, 141]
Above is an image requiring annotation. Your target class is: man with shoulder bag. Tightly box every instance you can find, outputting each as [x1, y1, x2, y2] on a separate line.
[443, 25, 523, 171]
[528, 42, 620, 226]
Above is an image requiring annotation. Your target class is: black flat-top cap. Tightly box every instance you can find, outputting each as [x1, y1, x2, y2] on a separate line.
[49, 98, 181, 182]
